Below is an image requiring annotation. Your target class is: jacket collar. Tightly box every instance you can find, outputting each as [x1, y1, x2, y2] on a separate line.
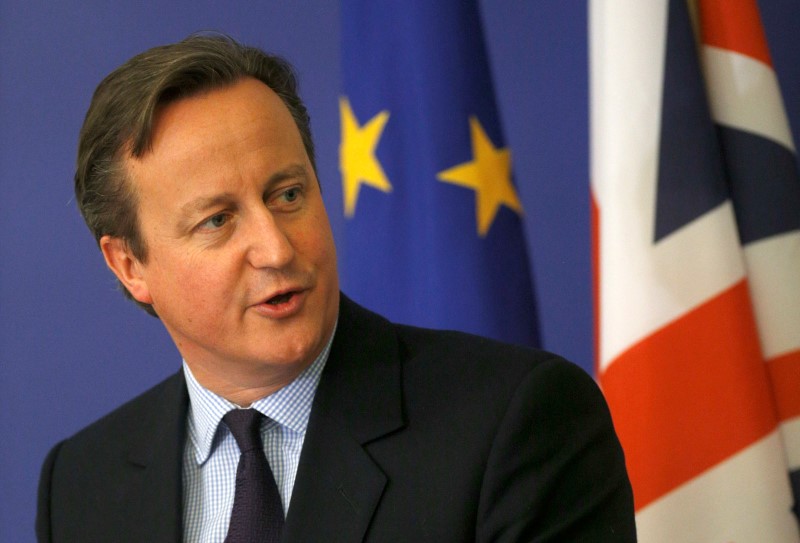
[125, 370, 188, 542]
[283, 294, 405, 542]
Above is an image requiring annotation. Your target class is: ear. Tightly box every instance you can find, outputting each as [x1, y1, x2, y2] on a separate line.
[100, 235, 154, 304]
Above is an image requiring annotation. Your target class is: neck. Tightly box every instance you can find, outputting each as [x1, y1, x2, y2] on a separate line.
[185, 358, 312, 406]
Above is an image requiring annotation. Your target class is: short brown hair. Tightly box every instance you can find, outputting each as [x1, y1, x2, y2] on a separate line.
[75, 34, 316, 316]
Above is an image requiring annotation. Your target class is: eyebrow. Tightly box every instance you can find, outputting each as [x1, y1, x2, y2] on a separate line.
[179, 192, 236, 218]
[269, 164, 309, 186]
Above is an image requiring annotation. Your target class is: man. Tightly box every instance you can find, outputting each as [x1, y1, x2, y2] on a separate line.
[37, 35, 636, 542]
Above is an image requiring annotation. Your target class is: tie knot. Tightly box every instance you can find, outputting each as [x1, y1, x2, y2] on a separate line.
[223, 408, 265, 453]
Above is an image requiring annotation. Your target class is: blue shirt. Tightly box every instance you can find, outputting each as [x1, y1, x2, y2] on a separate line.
[181, 333, 333, 543]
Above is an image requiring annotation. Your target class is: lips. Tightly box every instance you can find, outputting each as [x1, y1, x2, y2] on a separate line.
[251, 287, 308, 318]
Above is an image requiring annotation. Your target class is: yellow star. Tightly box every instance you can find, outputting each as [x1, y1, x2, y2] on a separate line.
[437, 116, 523, 236]
[339, 97, 392, 217]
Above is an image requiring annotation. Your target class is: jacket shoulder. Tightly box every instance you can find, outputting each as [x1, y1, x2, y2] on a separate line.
[396, 322, 579, 384]
[58, 370, 186, 454]
[38, 371, 187, 542]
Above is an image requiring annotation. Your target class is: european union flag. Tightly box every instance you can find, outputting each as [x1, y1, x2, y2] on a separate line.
[338, 1, 539, 347]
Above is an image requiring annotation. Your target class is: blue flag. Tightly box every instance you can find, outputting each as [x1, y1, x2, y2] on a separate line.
[338, 1, 539, 347]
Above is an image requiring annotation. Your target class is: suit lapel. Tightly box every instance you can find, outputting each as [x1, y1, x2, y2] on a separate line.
[122, 371, 188, 543]
[283, 296, 405, 542]
[105, 297, 401, 542]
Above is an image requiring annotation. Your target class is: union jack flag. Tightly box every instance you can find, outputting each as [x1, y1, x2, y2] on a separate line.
[591, 0, 800, 539]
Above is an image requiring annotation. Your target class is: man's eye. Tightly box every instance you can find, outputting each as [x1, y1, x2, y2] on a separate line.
[282, 188, 299, 202]
[201, 213, 228, 230]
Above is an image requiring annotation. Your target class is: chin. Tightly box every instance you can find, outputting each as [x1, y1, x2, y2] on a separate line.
[257, 339, 320, 368]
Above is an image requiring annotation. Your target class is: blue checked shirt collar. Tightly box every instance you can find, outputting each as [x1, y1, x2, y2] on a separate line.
[183, 327, 334, 466]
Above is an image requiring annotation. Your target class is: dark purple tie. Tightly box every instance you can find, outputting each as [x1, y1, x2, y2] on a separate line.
[223, 409, 284, 543]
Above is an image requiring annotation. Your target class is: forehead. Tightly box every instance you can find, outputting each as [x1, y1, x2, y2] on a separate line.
[148, 78, 297, 154]
[123, 78, 307, 194]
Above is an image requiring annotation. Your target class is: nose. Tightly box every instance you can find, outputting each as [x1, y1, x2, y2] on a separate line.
[243, 207, 295, 270]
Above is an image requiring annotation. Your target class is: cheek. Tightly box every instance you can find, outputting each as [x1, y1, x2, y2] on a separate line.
[147, 249, 235, 301]
[185, 259, 242, 298]
[302, 208, 337, 265]
[301, 223, 338, 274]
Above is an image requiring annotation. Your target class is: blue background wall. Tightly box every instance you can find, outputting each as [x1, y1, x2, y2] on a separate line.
[1, 2, 797, 540]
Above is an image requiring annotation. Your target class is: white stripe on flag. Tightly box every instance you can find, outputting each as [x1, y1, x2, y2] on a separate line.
[742, 232, 800, 358]
[702, 46, 795, 151]
[635, 431, 799, 542]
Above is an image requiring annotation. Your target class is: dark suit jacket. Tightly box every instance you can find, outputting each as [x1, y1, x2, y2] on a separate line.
[37, 295, 636, 542]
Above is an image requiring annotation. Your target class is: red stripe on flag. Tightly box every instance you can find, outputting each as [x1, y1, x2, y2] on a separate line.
[599, 281, 778, 511]
[698, 0, 772, 67]
[768, 350, 800, 422]
[592, 193, 601, 377]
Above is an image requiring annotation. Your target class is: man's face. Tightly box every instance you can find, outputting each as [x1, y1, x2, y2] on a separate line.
[107, 78, 339, 392]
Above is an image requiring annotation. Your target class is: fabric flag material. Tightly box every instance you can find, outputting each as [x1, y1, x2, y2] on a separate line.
[591, 0, 800, 540]
[338, 1, 538, 347]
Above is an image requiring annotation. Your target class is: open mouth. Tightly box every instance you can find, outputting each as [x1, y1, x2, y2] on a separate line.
[266, 291, 295, 305]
